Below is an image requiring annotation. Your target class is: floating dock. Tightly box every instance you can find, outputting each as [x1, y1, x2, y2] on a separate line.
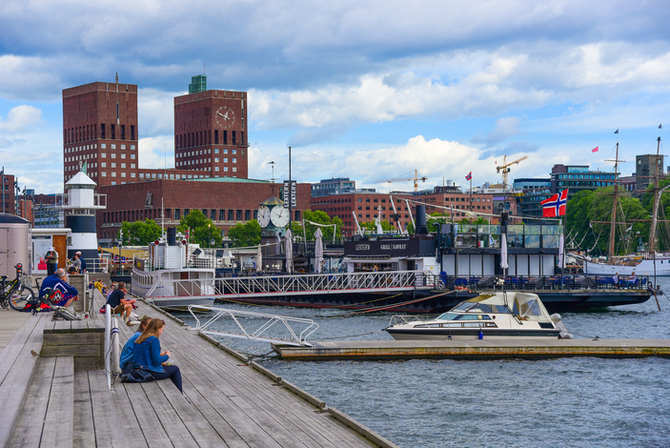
[0, 290, 398, 448]
[272, 338, 670, 361]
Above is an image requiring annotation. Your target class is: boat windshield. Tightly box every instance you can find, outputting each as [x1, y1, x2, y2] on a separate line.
[512, 297, 543, 318]
[438, 302, 511, 318]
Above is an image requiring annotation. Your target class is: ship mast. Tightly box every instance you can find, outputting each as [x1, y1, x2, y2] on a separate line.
[649, 136, 662, 253]
[608, 141, 620, 258]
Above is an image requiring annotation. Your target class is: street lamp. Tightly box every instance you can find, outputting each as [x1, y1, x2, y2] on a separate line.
[208, 223, 211, 248]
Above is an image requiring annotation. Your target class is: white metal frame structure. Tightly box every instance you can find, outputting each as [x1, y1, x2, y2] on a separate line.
[187, 305, 319, 346]
[144, 270, 436, 302]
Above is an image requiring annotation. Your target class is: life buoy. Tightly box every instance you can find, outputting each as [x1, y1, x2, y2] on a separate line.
[111, 318, 121, 376]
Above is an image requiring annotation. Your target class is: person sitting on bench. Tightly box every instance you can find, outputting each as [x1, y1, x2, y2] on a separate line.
[106, 281, 136, 325]
[39, 268, 79, 308]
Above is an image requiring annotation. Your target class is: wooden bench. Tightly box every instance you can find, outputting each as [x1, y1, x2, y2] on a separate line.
[0, 312, 51, 448]
[9, 356, 75, 448]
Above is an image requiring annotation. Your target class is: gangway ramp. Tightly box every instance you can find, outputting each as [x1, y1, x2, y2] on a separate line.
[187, 305, 320, 346]
[145, 270, 438, 302]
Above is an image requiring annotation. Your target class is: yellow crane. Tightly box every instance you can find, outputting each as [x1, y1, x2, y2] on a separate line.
[496, 155, 528, 187]
[376, 169, 427, 191]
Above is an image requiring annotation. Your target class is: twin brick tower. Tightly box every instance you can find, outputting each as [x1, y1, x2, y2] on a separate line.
[62, 74, 249, 187]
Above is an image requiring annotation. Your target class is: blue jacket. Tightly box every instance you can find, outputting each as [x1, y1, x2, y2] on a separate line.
[133, 336, 168, 373]
[119, 331, 141, 369]
[40, 273, 78, 299]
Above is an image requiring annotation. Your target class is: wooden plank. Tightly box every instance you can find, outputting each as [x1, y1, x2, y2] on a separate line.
[154, 378, 230, 448]
[184, 348, 356, 447]
[8, 357, 56, 448]
[41, 344, 102, 357]
[133, 381, 201, 448]
[0, 314, 49, 448]
[74, 356, 103, 371]
[273, 338, 670, 360]
[158, 329, 359, 448]
[119, 382, 175, 448]
[73, 371, 96, 448]
[42, 356, 74, 448]
[165, 331, 378, 448]
[43, 332, 104, 345]
[88, 370, 149, 448]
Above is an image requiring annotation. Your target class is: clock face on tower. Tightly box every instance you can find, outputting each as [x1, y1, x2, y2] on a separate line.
[215, 106, 235, 128]
[257, 205, 271, 228]
[270, 206, 290, 228]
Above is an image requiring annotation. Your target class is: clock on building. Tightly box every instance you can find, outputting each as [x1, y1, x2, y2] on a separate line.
[257, 205, 271, 228]
[270, 206, 290, 228]
[215, 106, 235, 128]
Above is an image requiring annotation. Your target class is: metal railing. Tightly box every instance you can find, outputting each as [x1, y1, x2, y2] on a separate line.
[144, 270, 437, 300]
[187, 305, 319, 346]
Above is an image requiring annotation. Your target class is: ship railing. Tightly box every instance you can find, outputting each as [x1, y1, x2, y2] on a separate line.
[387, 314, 423, 327]
[444, 275, 652, 292]
[187, 305, 319, 347]
[143, 270, 436, 299]
[138, 253, 217, 271]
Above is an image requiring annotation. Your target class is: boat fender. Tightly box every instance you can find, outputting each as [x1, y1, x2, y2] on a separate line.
[550, 313, 574, 339]
[111, 319, 121, 375]
[478, 330, 484, 340]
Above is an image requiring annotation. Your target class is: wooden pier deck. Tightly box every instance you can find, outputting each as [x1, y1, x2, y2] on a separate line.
[273, 338, 670, 361]
[0, 291, 398, 448]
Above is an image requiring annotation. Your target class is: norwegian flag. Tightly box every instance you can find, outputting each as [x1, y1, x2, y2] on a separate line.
[465, 172, 472, 181]
[541, 190, 568, 217]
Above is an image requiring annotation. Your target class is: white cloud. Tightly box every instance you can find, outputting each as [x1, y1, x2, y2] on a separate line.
[138, 136, 174, 169]
[0, 105, 42, 132]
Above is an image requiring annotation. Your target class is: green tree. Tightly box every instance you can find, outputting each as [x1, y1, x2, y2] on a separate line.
[177, 209, 222, 247]
[566, 187, 649, 256]
[291, 210, 343, 241]
[228, 220, 261, 247]
[360, 220, 394, 233]
[120, 219, 162, 245]
[640, 178, 670, 251]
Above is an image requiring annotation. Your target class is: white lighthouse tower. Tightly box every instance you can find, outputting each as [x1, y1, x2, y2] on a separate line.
[63, 168, 106, 263]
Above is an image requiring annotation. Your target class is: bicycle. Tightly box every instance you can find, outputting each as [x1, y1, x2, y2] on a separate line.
[33, 278, 80, 320]
[0, 263, 35, 311]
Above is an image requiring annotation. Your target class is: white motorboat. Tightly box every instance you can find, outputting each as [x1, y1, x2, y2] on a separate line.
[131, 230, 216, 309]
[385, 292, 571, 340]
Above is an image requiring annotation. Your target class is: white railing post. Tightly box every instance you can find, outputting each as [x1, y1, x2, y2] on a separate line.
[105, 304, 112, 390]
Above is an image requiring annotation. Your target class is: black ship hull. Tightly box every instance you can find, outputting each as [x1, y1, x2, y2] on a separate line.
[213, 287, 653, 314]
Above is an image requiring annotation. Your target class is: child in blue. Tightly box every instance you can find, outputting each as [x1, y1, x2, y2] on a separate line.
[133, 318, 183, 393]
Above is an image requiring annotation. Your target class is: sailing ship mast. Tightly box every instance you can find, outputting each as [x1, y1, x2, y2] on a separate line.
[649, 136, 661, 253]
[608, 141, 620, 258]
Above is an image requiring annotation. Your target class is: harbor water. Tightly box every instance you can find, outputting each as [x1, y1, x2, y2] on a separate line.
[174, 278, 670, 448]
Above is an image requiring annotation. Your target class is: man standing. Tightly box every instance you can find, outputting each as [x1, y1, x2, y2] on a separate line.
[44, 247, 58, 276]
[76, 251, 87, 273]
[40, 268, 79, 308]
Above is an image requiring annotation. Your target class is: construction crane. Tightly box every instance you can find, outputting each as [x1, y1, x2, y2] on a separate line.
[496, 155, 528, 188]
[376, 169, 427, 191]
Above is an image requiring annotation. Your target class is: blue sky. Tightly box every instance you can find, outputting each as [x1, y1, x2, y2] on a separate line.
[1, 0, 669, 194]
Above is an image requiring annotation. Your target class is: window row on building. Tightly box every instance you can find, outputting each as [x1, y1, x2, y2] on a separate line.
[64, 124, 136, 144]
[175, 130, 245, 149]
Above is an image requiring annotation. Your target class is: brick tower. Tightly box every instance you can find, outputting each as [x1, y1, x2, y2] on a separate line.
[173, 75, 249, 178]
[62, 76, 139, 186]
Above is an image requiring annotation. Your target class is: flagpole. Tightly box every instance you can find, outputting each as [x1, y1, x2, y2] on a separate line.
[469, 176, 473, 214]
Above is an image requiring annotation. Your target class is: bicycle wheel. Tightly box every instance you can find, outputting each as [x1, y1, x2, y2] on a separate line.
[9, 286, 34, 311]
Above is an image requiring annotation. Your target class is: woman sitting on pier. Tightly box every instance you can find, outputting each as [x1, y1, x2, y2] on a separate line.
[134, 318, 183, 393]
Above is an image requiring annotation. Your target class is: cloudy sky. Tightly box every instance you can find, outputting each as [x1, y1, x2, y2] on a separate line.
[1, 0, 669, 194]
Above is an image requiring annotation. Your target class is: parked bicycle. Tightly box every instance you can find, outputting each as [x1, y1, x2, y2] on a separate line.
[0, 263, 35, 311]
[33, 278, 80, 320]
